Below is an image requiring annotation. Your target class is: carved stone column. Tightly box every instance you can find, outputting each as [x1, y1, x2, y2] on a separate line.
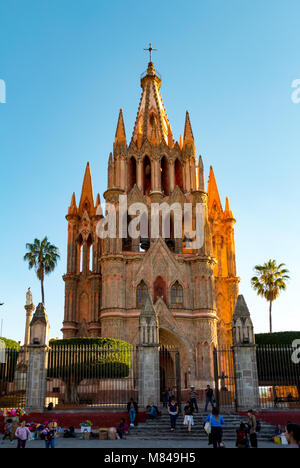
[138, 296, 160, 408]
[25, 303, 50, 412]
[232, 295, 260, 410]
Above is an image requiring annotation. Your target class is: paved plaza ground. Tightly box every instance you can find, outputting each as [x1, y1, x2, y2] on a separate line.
[0, 437, 284, 449]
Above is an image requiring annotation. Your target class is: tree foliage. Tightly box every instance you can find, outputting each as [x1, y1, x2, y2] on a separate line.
[0, 337, 20, 350]
[24, 237, 60, 303]
[251, 260, 289, 333]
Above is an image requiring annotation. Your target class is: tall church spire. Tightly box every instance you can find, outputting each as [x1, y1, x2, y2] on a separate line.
[183, 111, 194, 146]
[207, 166, 223, 215]
[68, 192, 78, 215]
[114, 109, 126, 146]
[79, 162, 94, 215]
[131, 61, 171, 147]
[224, 196, 234, 219]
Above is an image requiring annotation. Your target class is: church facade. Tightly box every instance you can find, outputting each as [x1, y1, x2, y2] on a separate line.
[62, 60, 239, 388]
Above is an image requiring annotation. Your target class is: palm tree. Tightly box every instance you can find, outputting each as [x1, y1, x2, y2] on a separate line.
[251, 260, 289, 333]
[24, 237, 60, 304]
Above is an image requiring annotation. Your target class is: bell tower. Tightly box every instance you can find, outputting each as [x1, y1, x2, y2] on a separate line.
[62, 163, 102, 338]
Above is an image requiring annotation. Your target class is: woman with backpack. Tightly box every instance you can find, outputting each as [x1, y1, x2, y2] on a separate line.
[205, 407, 225, 449]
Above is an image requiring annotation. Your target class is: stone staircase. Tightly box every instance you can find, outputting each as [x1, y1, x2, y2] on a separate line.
[128, 409, 276, 441]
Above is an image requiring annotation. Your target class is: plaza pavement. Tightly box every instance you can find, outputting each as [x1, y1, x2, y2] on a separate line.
[0, 437, 284, 449]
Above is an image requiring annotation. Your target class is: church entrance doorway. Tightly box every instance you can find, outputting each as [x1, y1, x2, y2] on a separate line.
[159, 345, 181, 406]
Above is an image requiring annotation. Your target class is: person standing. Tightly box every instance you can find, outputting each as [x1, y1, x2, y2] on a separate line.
[247, 410, 258, 448]
[127, 398, 138, 427]
[168, 398, 179, 432]
[189, 386, 199, 413]
[44, 421, 57, 449]
[205, 385, 215, 412]
[205, 407, 225, 449]
[183, 401, 194, 433]
[15, 421, 31, 449]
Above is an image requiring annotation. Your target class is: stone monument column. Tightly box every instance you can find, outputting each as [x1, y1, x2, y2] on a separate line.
[24, 288, 35, 348]
[25, 303, 50, 412]
[138, 296, 160, 409]
[232, 295, 260, 410]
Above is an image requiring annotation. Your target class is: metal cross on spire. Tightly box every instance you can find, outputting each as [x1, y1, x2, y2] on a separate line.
[144, 42, 158, 63]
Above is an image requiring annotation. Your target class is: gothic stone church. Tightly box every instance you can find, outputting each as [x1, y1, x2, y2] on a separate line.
[62, 60, 239, 388]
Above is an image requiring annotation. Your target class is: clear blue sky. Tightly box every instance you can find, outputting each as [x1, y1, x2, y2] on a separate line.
[0, 0, 299, 342]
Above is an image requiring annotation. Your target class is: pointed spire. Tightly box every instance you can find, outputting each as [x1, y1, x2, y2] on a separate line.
[141, 294, 156, 318]
[234, 295, 251, 319]
[79, 162, 94, 214]
[207, 166, 223, 215]
[167, 123, 174, 149]
[68, 192, 78, 215]
[95, 193, 101, 208]
[198, 156, 205, 191]
[95, 193, 102, 216]
[183, 111, 194, 146]
[114, 109, 126, 145]
[224, 196, 234, 219]
[131, 62, 171, 146]
[179, 135, 183, 150]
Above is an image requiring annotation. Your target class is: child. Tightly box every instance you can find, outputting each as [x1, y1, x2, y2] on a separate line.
[117, 418, 129, 439]
[15, 421, 31, 449]
[3, 419, 13, 443]
[236, 422, 249, 448]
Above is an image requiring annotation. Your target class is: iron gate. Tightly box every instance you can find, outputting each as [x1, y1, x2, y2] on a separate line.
[159, 346, 181, 406]
[213, 346, 236, 411]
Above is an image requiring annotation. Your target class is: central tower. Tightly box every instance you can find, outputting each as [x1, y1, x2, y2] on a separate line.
[62, 59, 239, 388]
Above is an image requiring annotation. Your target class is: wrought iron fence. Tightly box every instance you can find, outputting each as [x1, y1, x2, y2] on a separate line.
[46, 344, 139, 409]
[0, 348, 27, 409]
[257, 344, 300, 409]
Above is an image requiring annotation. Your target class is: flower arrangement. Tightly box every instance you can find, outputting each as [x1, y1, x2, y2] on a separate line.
[1, 408, 26, 418]
[80, 420, 92, 427]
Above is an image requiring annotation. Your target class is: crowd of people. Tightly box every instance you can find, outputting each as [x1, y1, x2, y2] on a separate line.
[1, 388, 300, 448]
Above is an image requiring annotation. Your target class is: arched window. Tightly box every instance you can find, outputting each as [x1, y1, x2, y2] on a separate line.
[175, 159, 183, 191]
[128, 156, 137, 192]
[171, 281, 183, 304]
[143, 156, 152, 195]
[161, 156, 169, 195]
[154, 276, 166, 303]
[136, 281, 148, 307]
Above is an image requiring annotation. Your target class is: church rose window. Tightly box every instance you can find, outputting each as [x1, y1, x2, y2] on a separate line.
[137, 281, 148, 307]
[171, 282, 183, 304]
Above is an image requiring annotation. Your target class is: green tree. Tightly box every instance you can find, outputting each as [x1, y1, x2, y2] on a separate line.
[251, 260, 290, 333]
[24, 237, 60, 304]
